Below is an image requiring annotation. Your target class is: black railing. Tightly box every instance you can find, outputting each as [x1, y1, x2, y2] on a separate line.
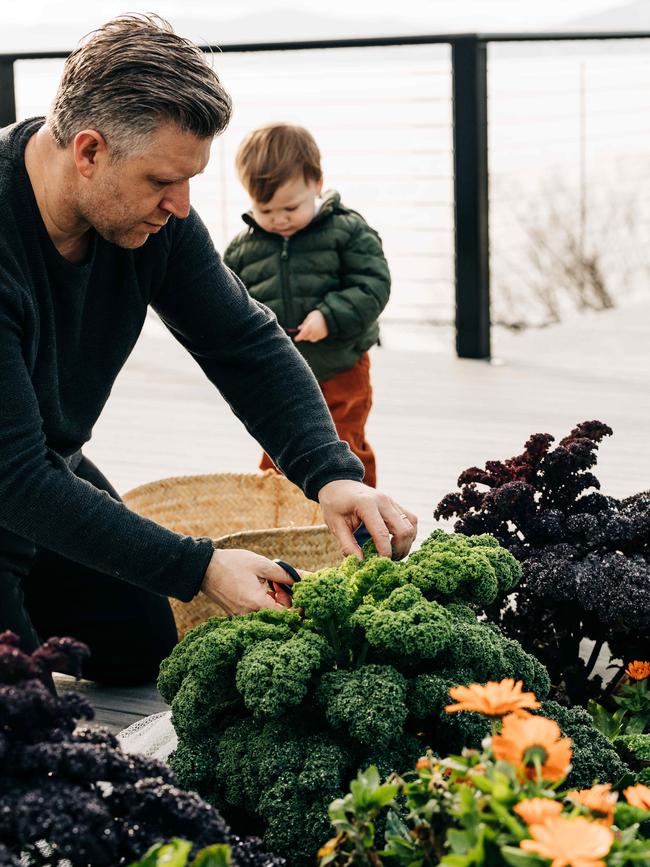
[2, 31, 649, 359]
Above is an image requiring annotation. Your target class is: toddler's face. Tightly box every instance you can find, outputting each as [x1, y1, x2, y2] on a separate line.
[251, 175, 323, 237]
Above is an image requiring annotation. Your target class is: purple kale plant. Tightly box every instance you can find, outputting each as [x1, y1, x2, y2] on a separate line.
[0, 631, 285, 867]
[434, 421, 650, 705]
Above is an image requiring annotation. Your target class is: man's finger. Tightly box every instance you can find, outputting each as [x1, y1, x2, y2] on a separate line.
[380, 501, 418, 560]
[256, 592, 288, 612]
[270, 582, 293, 608]
[355, 504, 392, 558]
[256, 556, 296, 586]
[328, 514, 363, 560]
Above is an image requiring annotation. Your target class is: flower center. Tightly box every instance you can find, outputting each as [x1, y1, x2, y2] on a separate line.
[523, 745, 549, 767]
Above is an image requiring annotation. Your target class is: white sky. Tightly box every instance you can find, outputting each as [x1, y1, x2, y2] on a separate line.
[1, 0, 635, 39]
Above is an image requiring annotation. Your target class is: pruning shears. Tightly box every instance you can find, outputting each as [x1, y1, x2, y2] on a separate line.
[269, 559, 302, 599]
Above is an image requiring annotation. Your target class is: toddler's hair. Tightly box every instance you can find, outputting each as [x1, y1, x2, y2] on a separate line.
[235, 124, 322, 203]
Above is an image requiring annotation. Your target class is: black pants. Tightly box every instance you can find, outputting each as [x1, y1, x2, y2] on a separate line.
[0, 455, 177, 685]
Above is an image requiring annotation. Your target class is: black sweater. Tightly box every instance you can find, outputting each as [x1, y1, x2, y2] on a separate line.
[0, 118, 363, 601]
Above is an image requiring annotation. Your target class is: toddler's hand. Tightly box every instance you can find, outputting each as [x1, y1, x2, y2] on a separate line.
[294, 310, 328, 342]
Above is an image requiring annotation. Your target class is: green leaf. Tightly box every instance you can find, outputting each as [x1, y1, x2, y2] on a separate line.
[360, 765, 381, 789]
[384, 835, 419, 858]
[192, 844, 232, 867]
[129, 846, 164, 867]
[588, 700, 627, 738]
[440, 855, 472, 866]
[372, 783, 400, 808]
[129, 839, 193, 867]
[615, 803, 650, 830]
[489, 800, 526, 839]
[385, 809, 411, 842]
[447, 829, 472, 855]
[626, 715, 649, 735]
[500, 846, 548, 867]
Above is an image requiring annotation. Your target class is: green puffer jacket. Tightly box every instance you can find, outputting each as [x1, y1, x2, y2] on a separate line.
[223, 190, 390, 382]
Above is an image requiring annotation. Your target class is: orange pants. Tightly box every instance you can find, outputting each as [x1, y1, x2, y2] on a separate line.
[260, 352, 377, 487]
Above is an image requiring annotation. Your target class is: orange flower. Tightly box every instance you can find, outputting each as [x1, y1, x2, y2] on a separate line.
[515, 798, 563, 825]
[626, 660, 650, 681]
[492, 713, 572, 782]
[520, 816, 614, 867]
[445, 678, 541, 717]
[624, 783, 650, 811]
[415, 756, 429, 770]
[567, 783, 617, 826]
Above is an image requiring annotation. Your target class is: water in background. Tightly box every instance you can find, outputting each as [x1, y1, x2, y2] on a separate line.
[14, 40, 650, 327]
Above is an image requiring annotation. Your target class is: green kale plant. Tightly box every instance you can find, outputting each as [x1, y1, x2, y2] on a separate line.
[158, 531, 622, 865]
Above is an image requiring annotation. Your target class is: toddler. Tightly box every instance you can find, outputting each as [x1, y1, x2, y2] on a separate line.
[224, 123, 390, 487]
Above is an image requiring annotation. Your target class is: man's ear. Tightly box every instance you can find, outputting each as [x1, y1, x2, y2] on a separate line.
[73, 130, 109, 178]
[315, 175, 324, 195]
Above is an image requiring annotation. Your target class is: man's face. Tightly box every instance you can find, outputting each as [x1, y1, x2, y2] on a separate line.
[78, 123, 212, 249]
[251, 175, 323, 238]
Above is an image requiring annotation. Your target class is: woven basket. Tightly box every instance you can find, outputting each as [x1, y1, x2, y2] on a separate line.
[122, 472, 342, 637]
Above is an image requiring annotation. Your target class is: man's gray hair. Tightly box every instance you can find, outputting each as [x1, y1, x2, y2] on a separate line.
[48, 14, 232, 157]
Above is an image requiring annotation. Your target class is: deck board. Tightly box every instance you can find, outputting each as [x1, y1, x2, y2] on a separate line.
[56, 299, 650, 733]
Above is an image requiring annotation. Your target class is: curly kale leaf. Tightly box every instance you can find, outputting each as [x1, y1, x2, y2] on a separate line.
[351, 585, 453, 663]
[612, 733, 650, 767]
[164, 612, 301, 738]
[404, 530, 521, 604]
[205, 718, 349, 864]
[541, 700, 629, 789]
[444, 621, 550, 700]
[291, 567, 354, 631]
[434, 420, 613, 553]
[316, 665, 408, 750]
[236, 631, 333, 719]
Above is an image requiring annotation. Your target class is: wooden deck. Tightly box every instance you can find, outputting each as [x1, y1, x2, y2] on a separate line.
[59, 298, 650, 733]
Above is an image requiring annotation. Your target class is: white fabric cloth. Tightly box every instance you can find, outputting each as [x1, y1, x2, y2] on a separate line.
[117, 710, 177, 762]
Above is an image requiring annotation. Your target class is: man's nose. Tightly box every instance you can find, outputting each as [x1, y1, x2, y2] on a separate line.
[160, 180, 190, 219]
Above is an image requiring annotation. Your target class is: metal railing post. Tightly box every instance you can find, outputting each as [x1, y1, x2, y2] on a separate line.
[452, 36, 491, 359]
[0, 58, 16, 127]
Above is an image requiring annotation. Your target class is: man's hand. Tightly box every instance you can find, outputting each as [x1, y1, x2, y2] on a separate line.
[318, 480, 417, 561]
[201, 549, 295, 615]
[294, 310, 328, 342]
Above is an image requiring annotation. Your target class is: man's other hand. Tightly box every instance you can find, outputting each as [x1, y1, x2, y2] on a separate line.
[318, 479, 417, 561]
[201, 549, 294, 615]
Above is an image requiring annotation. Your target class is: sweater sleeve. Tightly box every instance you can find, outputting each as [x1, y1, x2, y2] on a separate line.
[316, 217, 391, 340]
[0, 278, 213, 601]
[152, 210, 364, 499]
[222, 236, 241, 276]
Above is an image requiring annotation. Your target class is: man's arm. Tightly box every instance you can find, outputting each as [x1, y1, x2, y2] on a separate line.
[152, 211, 417, 561]
[153, 210, 365, 500]
[0, 281, 216, 601]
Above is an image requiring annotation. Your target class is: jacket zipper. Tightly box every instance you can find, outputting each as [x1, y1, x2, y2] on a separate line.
[280, 237, 295, 326]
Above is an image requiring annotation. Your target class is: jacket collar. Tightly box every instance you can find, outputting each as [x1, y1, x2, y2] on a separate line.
[241, 189, 341, 234]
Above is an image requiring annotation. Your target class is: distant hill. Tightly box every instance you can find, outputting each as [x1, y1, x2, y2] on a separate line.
[558, 0, 650, 30]
[0, 9, 421, 53]
[3, 3, 649, 55]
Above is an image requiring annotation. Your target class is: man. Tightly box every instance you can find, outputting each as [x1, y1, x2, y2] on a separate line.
[0, 15, 417, 685]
